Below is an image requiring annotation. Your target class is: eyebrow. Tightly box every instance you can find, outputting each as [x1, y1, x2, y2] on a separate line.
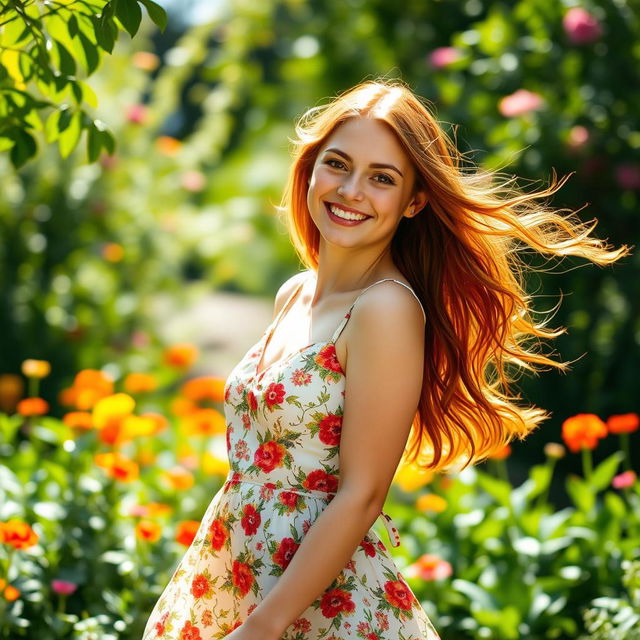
[323, 148, 404, 178]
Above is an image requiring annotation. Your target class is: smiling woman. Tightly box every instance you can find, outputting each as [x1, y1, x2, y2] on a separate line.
[141, 77, 631, 640]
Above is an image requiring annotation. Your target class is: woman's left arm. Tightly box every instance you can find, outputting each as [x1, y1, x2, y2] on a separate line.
[231, 284, 426, 640]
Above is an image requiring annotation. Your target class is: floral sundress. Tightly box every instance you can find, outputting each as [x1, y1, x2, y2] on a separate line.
[142, 274, 441, 640]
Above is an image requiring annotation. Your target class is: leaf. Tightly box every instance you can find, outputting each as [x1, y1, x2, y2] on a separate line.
[115, 0, 142, 37]
[58, 110, 83, 157]
[9, 127, 37, 168]
[452, 579, 497, 610]
[565, 474, 594, 512]
[86, 121, 103, 162]
[139, 0, 168, 31]
[76, 30, 101, 75]
[589, 451, 624, 491]
[475, 470, 511, 506]
[54, 39, 76, 76]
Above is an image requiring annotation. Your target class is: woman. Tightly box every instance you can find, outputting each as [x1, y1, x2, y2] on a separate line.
[142, 79, 630, 640]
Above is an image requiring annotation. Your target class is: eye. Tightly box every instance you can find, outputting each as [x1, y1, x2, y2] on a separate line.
[325, 158, 345, 169]
[374, 173, 395, 185]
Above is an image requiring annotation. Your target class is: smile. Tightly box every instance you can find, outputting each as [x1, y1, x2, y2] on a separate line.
[325, 202, 371, 223]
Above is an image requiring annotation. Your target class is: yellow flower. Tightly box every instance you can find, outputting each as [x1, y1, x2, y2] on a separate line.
[21, 359, 51, 379]
[202, 452, 230, 476]
[92, 393, 136, 430]
[393, 461, 434, 492]
[416, 493, 447, 513]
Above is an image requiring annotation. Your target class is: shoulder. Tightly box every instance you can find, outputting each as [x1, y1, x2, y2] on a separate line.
[272, 269, 313, 319]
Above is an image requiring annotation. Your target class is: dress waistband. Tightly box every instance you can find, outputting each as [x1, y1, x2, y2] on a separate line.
[223, 470, 401, 548]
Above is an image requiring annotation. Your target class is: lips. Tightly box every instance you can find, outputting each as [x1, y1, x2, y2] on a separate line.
[324, 201, 372, 218]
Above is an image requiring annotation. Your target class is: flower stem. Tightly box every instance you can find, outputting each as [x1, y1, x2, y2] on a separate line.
[620, 433, 632, 471]
[582, 446, 593, 483]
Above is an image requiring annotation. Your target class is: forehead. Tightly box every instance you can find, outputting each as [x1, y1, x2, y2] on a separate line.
[319, 117, 409, 166]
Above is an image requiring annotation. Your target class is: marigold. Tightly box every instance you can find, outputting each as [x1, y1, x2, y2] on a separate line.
[415, 493, 447, 513]
[102, 243, 124, 262]
[136, 519, 162, 542]
[561, 413, 607, 453]
[95, 452, 139, 482]
[16, 397, 49, 416]
[163, 466, 195, 490]
[607, 413, 639, 435]
[393, 462, 434, 492]
[0, 520, 39, 549]
[163, 343, 198, 369]
[21, 359, 51, 379]
[180, 376, 226, 403]
[124, 372, 158, 394]
[180, 408, 226, 436]
[405, 553, 453, 581]
[129, 502, 173, 518]
[3, 584, 20, 601]
[120, 415, 158, 440]
[63, 411, 94, 430]
[69, 369, 115, 410]
[171, 396, 199, 416]
[175, 520, 200, 547]
[202, 452, 230, 476]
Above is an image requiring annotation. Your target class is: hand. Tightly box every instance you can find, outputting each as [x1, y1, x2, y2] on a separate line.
[224, 616, 284, 640]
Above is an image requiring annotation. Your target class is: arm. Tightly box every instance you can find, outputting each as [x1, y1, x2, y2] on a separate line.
[244, 283, 426, 638]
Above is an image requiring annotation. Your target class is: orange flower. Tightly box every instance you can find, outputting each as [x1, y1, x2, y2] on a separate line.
[132, 51, 160, 71]
[163, 466, 194, 490]
[0, 520, 39, 549]
[62, 411, 93, 430]
[155, 136, 182, 156]
[3, 584, 20, 601]
[561, 413, 607, 452]
[136, 519, 162, 542]
[405, 553, 453, 581]
[0, 373, 24, 413]
[488, 443, 511, 460]
[415, 493, 447, 513]
[93, 393, 136, 446]
[21, 359, 51, 378]
[102, 243, 124, 262]
[180, 408, 226, 436]
[124, 372, 158, 394]
[95, 452, 139, 482]
[170, 397, 199, 416]
[143, 412, 169, 435]
[136, 447, 158, 466]
[175, 520, 200, 547]
[67, 369, 115, 410]
[129, 502, 172, 518]
[16, 397, 49, 416]
[163, 343, 198, 369]
[181, 376, 226, 404]
[607, 413, 639, 435]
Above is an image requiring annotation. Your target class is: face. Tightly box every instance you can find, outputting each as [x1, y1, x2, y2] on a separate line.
[306, 117, 427, 251]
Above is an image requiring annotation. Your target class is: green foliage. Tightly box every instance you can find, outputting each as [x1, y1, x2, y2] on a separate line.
[0, 0, 167, 167]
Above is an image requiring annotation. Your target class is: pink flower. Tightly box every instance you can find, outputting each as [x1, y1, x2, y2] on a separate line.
[52, 580, 78, 595]
[612, 470, 637, 489]
[567, 125, 590, 151]
[428, 47, 462, 69]
[499, 89, 544, 117]
[615, 164, 640, 190]
[126, 104, 148, 125]
[563, 8, 603, 45]
[181, 170, 206, 192]
[404, 553, 453, 581]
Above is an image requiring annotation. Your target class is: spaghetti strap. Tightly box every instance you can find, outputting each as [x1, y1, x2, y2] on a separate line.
[331, 278, 426, 343]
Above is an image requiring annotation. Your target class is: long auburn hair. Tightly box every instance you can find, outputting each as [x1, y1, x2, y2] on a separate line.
[276, 78, 632, 473]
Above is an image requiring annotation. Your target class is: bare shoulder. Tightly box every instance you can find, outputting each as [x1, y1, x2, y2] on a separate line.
[271, 269, 313, 319]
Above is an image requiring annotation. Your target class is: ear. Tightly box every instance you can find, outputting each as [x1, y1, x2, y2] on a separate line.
[405, 187, 428, 218]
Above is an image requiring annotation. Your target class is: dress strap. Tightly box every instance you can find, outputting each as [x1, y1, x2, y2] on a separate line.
[330, 278, 426, 343]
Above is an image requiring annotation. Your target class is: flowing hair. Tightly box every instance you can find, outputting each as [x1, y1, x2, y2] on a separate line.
[275, 78, 632, 473]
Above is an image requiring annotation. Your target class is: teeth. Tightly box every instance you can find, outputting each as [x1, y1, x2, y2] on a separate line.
[330, 205, 368, 221]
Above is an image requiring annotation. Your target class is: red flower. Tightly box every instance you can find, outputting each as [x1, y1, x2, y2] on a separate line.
[178, 620, 202, 640]
[259, 482, 276, 500]
[191, 574, 211, 598]
[303, 469, 339, 494]
[254, 440, 286, 472]
[154, 612, 169, 636]
[272, 537, 300, 569]
[562, 413, 607, 452]
[263, 382, 285, 409]
[209, 518, 228, 551]
[383, 579, 415, 611]
[246, 390, 258, 413]
[241, 504, 261, 536]
[175, 520, 199, 547]
[318, 413, 342, 446]
[315, 344, 344, 374]
[232, 560, 254, 597]
[607, 413, 639, 434]
[320, 588, 355, 618]
[360, 539, 376, 557]
[279, 491, 299, 511]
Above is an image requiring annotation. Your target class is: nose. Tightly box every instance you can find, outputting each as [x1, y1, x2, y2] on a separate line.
[337, 173, 364, 200]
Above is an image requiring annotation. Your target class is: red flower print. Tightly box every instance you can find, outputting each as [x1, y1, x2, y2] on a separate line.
[260, 482, 276, 500]
[209, 518, 228, 551]
[273, 537, 300, 569]
[201, 609, 213, 626]
[303, 468, 339, 493]
[178, 621, 202, 640]
[375, 610, 389, 631]
[241, 504, 261, 536]
[360, 539, 376, 557]
[263, 382, 286, 409]
[154, 612, 169, 636]
[376, 540, 386, 552]
[246, 390, 258, 412]
[383, 579, 415, 611]
[318, 413, 342, 446]
[366, 634, 378, 640]
[279, 491, 299, 511]
[357, 622, 372, 635]
[315, 343, 344, 374]
[191, 574, 211, 598]
[232, 559, 254, 596]
[254, 440, 286, 472]
[242, 413, 251, 429]
[291, 368, 312, 386]
[293, 618, 312, 633]
[224, 383, 230, 403]
[320, 588, 355, 618]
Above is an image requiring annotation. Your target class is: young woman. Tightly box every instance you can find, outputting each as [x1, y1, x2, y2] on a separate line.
[142, 79, 630, 640]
